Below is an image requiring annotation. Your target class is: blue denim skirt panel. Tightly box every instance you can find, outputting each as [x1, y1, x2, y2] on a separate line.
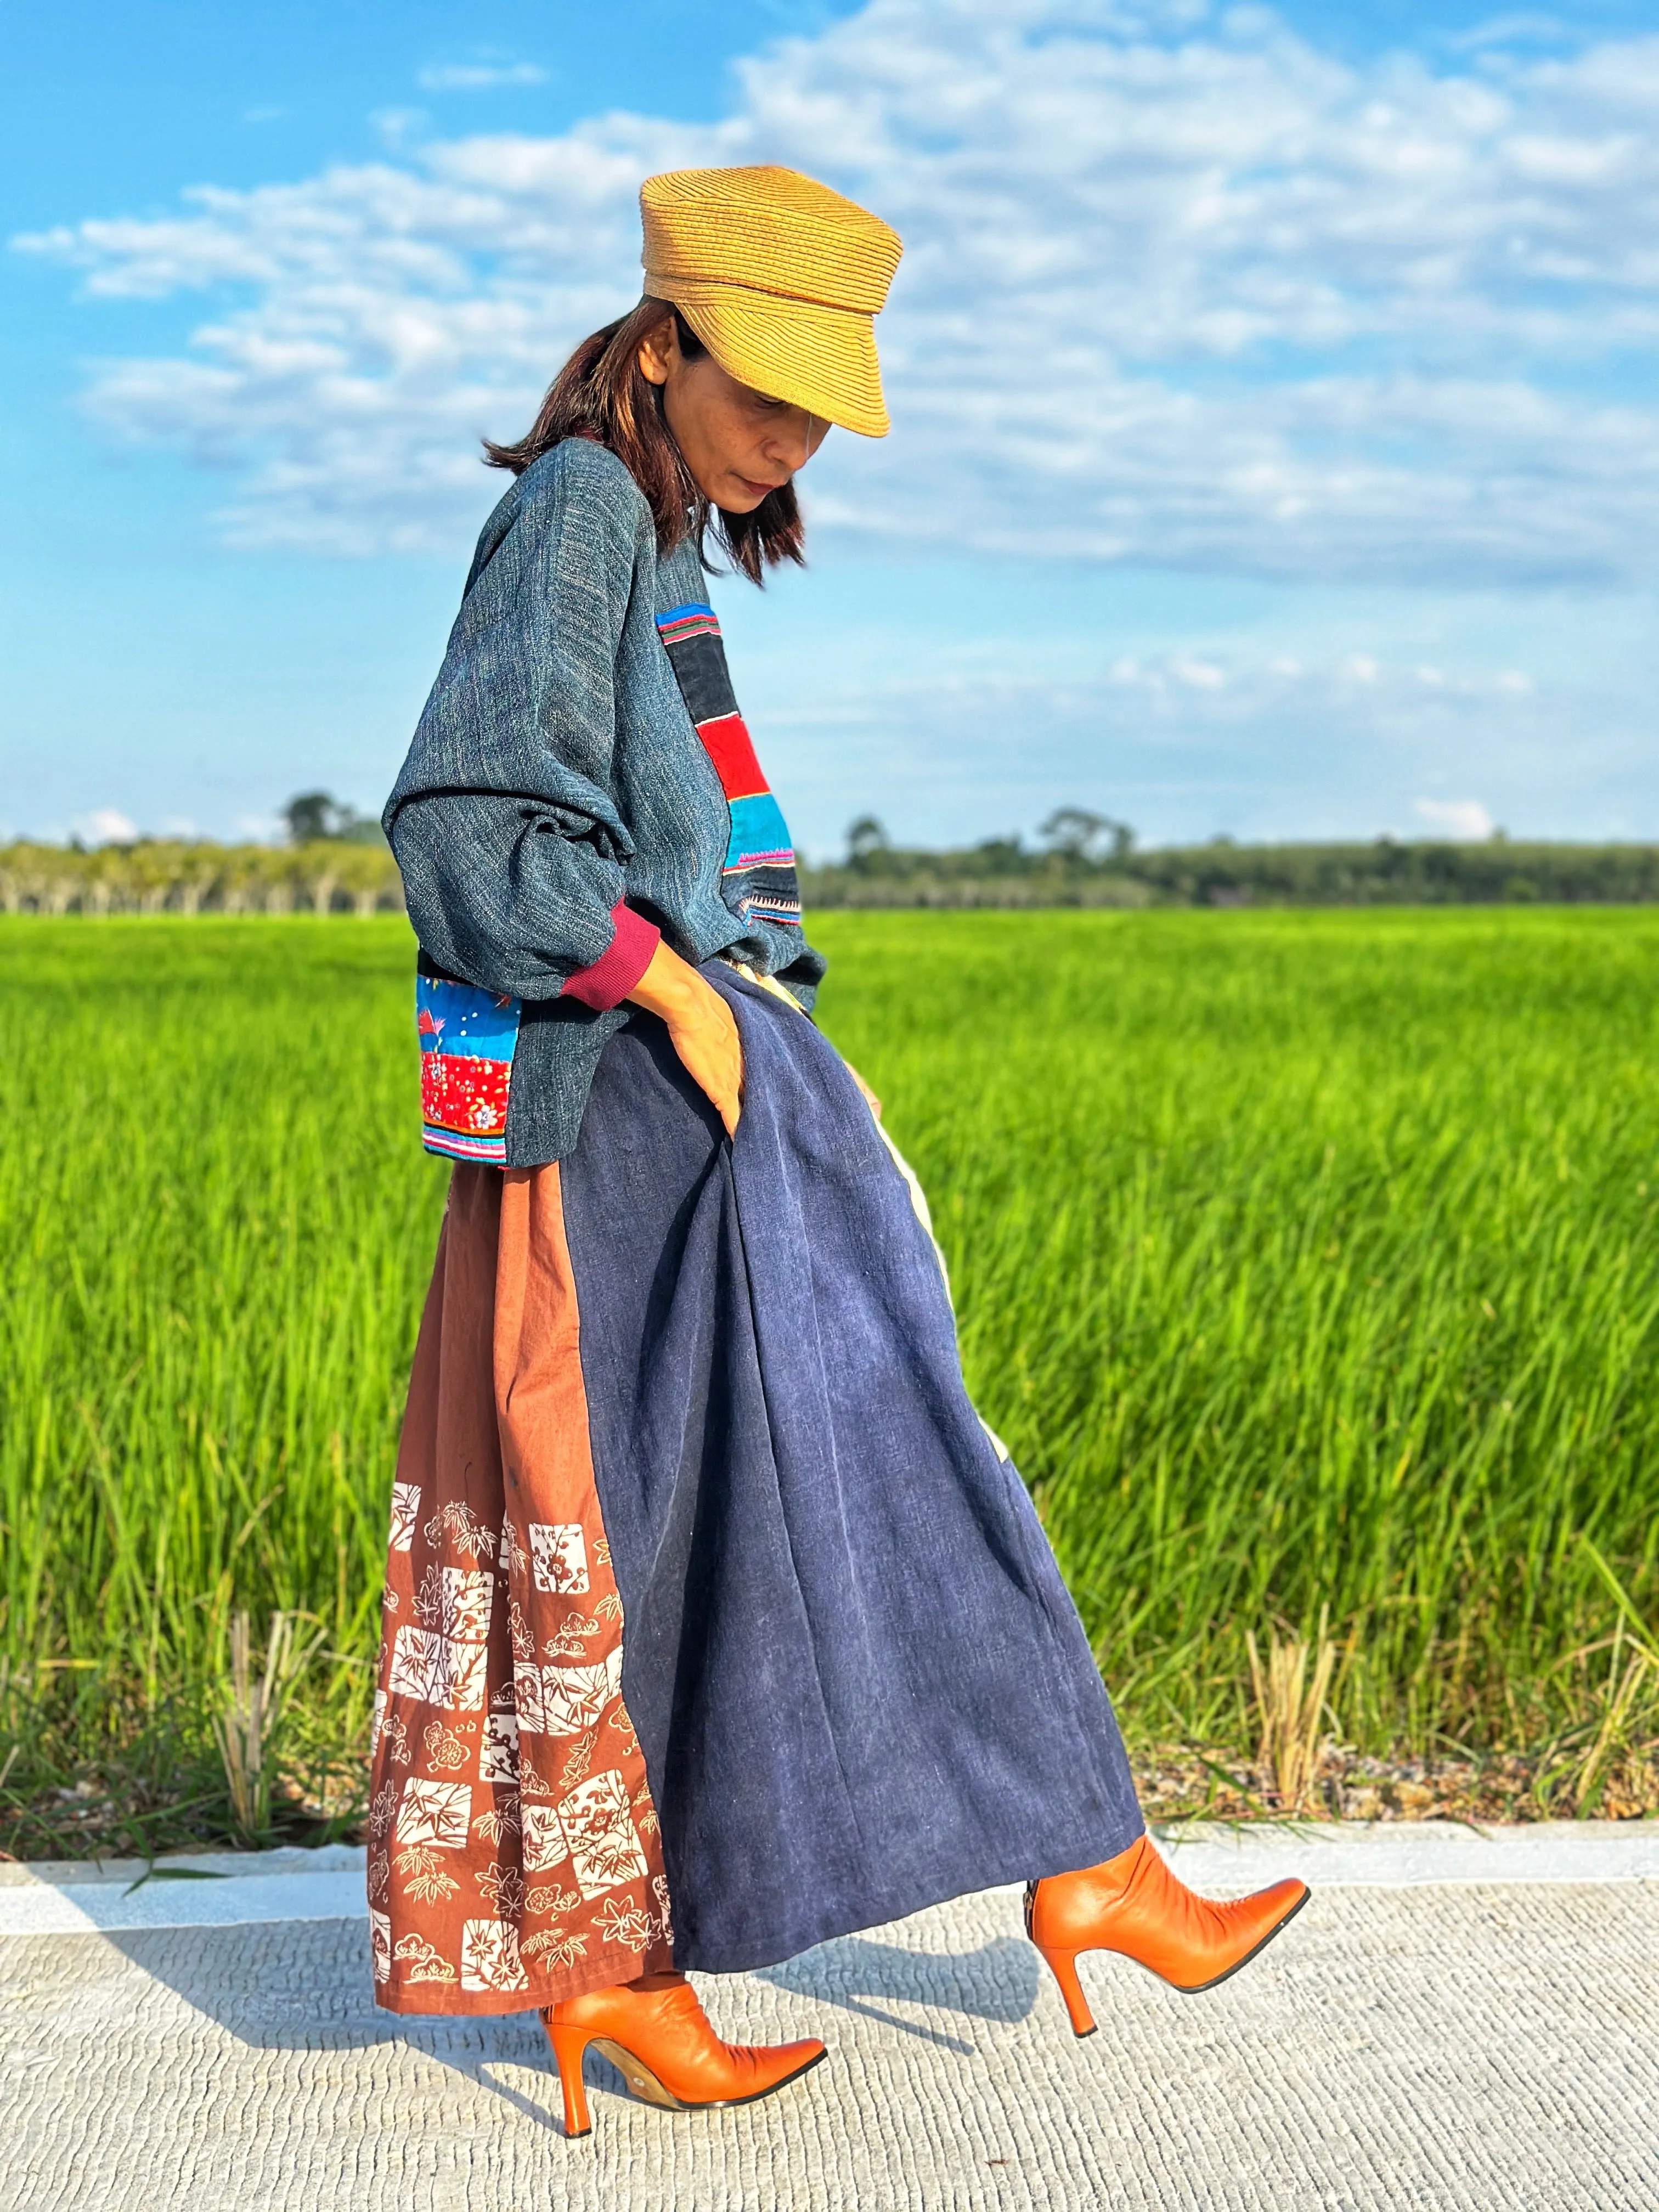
[558, 964, 1143, 1974]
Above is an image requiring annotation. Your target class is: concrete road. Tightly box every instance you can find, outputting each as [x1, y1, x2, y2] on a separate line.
[4, 1827, 1656, 2210]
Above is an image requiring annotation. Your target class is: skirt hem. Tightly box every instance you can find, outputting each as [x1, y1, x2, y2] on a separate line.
[372, 1931, 676, 2018]
[667, 1816, 1148, 1979]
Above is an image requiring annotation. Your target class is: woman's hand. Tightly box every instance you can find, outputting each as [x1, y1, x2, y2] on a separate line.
[626, 942, 744, 1137]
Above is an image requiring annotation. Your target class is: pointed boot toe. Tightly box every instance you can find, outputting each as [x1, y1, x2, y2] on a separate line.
[543, 1974, 826, 2138]
[1170, 1875, 1310, 1994]
[1028, 1835, 1310, 2033]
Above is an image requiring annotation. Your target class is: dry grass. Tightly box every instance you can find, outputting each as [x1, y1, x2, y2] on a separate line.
[1248, 1617, 1338, 1813]
[211, 1612, 323, 1840]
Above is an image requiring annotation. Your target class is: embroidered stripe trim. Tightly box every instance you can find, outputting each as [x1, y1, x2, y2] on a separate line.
[657, 602, 723, 647]
[654, 599, 804, 937]
[422, 1126, 509, 1164]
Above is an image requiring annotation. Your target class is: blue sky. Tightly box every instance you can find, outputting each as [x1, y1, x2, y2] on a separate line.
[4, 0, 1658, 857]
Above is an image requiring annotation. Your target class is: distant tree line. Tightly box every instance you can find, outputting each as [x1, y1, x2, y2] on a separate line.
[5, 795, 1659, 916]
[0, 792, 401, 916]
[801, 811, 1659, 909]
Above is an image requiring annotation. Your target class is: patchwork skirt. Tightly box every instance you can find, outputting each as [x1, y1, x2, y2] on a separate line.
[368, 965, 1143, 2016]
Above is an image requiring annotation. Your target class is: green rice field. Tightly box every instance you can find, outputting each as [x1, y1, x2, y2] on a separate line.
[3, 909, 1657, 1852]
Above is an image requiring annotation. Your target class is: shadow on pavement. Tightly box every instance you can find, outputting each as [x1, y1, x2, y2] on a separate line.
[101, 1920, 565, 2130]
[758, 1933, 1041, 2053]
[100, 1914, 1036, 2111]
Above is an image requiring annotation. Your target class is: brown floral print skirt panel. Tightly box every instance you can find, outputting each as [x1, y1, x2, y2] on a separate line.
[367, 1164, 673, 2015]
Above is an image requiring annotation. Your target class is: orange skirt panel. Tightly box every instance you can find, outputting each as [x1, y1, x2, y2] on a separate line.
[366, 1164, 674, 2015]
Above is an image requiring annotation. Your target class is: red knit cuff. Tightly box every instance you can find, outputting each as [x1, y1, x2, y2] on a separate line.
[561, 900, 661, 1012]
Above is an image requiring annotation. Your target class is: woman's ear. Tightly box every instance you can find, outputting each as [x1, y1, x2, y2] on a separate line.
[637, 319, 676, 387]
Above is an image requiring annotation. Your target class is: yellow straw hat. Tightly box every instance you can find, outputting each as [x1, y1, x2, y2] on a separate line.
[640, 166, 902, 439]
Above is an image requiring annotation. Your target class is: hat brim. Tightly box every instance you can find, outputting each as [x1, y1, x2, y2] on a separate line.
[656, 280, 890, 439]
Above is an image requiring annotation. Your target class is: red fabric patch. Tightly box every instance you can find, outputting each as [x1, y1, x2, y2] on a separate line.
[697, 713, 767, 801]
[422, 1053, 511, 1138]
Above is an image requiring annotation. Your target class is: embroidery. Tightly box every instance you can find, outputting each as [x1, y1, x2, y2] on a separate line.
[656, 606, 721, 650]
[389, 1623, 489, 1711]
[559, 1768, 651, 1897]
[460, 1916, 529, 1993]
[387, 1483, 421, 1553]
[655, 601, 804, 928]
[480, 1713, 520, 1785]
[395, 1779, 473, 1849]
[416, 973, 521, 1165]
[528, 1521, 589, 1594]
[392, 1930, 458, 1983]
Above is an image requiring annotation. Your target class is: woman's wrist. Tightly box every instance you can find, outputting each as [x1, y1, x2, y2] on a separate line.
[626, 940, 706, 1023]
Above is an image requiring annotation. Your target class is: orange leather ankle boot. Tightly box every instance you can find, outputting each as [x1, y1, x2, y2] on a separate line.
[541, 1971, 827, 2138]
[1026, 1835, 1308, 2035]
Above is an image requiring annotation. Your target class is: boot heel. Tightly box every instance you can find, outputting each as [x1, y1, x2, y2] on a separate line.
[545, 2022, 595, 2138]
[1037, 1945, 1097, 2039]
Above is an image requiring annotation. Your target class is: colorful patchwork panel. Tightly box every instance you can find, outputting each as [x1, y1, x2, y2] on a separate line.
[655, 601, 804, 929]
[416, 973, 522, 1165]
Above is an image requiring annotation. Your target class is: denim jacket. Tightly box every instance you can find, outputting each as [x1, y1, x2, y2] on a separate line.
[383, 438, 824, 1168]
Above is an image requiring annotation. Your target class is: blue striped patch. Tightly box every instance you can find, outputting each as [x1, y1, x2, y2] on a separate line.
[724, 792, 795, 873]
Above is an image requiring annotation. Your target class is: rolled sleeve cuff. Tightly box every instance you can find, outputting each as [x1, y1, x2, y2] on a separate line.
[560, 899, 661, 1012]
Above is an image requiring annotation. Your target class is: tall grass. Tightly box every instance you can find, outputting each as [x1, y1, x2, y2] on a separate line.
[0, 921, 443, 1839]
[2, 910, 1656, 1844]
[820, 909, 1659, 1756]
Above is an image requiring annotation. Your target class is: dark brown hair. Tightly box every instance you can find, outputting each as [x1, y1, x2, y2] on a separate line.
[483, 298, 805, 586]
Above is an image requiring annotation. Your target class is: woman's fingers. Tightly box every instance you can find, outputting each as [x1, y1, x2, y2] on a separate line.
[667, 992, 744, 1137]
[622, 943, 746, 1137]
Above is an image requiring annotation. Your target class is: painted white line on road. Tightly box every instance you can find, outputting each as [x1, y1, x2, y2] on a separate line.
[2, 1822, 1654, 1936]
[0, 1868, 368, 1934]
[1159, 1817, 1659, 1892]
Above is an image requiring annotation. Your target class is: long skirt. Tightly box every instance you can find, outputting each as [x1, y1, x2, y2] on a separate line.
[368, 964, 1142, 2016]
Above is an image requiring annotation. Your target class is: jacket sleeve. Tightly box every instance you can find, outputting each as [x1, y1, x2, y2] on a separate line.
[383, 445, 662, 1007]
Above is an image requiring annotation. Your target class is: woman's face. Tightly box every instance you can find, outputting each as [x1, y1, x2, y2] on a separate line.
[639, 318, 830, 512]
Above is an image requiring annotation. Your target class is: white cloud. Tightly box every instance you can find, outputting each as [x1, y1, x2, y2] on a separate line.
[72, 808, 138, 844]
[417, 62, 549, 92]
[17, 0, 1659, 577]
[1171, 656, 1227, 690]
[1413, 797, 1497, 838]
[735, 626, 1571, 848]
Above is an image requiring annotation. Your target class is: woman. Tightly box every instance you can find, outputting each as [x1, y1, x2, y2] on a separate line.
[370, 165, 1306, 2141]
